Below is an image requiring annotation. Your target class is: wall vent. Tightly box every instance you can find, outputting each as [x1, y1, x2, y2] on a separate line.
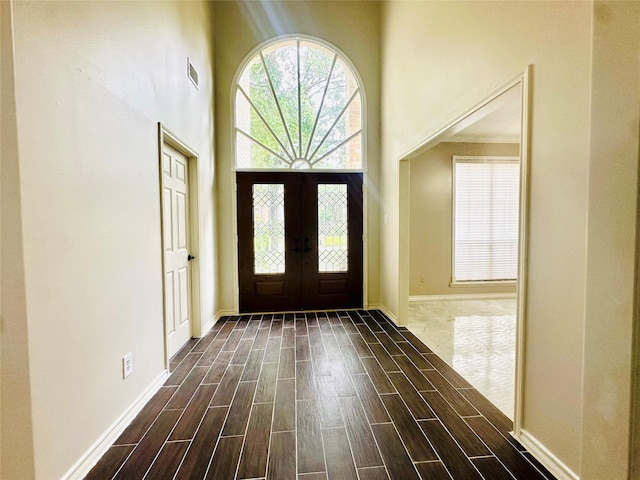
[187, 57, 199, 89]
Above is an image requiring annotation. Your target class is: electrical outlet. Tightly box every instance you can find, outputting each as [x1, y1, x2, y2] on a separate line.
[123, 352, 133, 379]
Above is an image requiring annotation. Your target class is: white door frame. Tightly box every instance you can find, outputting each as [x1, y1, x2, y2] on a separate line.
[397, 66, 532, 437]
[158, 123, 202, 370]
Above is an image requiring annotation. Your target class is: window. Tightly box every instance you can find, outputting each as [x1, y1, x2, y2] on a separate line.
[235, 37, 362, 170]
[318, 183, 348, 272]
[452, 156, 520, 283]
[252, 184, 285, 274]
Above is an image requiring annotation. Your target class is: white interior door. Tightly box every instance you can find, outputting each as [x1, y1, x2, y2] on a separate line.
[162, 143, 192, 359]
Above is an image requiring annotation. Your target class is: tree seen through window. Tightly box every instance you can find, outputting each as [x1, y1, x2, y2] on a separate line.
[236, 38, 362, 170]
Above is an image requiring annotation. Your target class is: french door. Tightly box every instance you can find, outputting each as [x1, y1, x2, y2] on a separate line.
[162, 143, 193, 358]
[237, 172, 363, 313]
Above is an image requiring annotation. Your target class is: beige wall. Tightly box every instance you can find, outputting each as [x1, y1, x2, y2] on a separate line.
[381, 1, 640, 477]
[1, 1, 216, 478]
[581, 2, 640, 478]
[409, 142, 519, 296]
[2, 1, 638, 478]
[212, 0, 381, 311]
[382, 0, 589, 475]
[1, 1, 36, 477]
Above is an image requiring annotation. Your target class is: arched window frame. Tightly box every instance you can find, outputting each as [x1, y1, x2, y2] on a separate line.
[232, 34, 367, 173]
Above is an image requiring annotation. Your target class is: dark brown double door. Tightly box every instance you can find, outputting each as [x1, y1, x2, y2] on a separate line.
[237, 172, 363, 313]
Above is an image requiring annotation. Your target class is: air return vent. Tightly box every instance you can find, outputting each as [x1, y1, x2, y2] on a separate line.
[187, 57, 199, 89]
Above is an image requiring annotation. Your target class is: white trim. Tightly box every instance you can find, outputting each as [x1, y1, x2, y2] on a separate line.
[513, 65, 532, 437]
[515, 429, 579, 480]
[199, 310, 236, 338]
[370, 304, 398, 325]
[445, 134, 520, 144]
[399, 69, 527, 160]
[215, 309, 236, 319]
[453, 155, 520, 163]
[60, 371, 168, 480]
[399, 66, 532, 438]
[158, 124, 202, 368]
[450, 280, 517, 287]
[200, 317, 216, 338]
[410, 293, 517, 302]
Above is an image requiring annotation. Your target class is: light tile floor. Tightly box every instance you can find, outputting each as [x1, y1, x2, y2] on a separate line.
[407, 297, 516, 419]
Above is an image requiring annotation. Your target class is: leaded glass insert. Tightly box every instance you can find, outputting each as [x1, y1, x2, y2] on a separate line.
[253, 184, 285, 274]
[236, 38, 362, 170]
[318, 184, 348, 272]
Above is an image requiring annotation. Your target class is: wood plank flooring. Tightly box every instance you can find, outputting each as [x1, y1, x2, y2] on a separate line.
[86, 310, 556, 480]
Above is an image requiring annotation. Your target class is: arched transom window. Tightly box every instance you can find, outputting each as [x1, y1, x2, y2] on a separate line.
[235, 37, 363, 170]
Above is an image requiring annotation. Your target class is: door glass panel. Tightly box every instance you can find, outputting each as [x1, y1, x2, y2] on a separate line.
[253, 184, 285, 274]
[318, 184, 348, 272]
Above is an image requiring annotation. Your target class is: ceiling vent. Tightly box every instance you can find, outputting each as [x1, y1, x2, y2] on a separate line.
[187, 57, 199, 89]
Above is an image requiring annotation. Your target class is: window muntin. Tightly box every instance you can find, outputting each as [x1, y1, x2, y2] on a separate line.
[252, 184, 285, 274]
[235, 37, 362, 171]
[453, 156, 520, 283]
[318, 184, 348, 272]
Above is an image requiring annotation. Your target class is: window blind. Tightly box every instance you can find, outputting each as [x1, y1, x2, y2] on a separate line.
[453, 157, 520, 282]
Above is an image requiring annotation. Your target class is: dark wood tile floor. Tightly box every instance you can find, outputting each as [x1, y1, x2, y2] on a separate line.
[86, 310, 556, 480]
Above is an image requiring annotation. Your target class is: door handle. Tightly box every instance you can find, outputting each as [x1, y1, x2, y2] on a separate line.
[188, 254, 196, 261]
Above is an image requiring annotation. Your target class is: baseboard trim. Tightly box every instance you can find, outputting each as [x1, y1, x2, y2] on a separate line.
[409, 293, 517, 302]
[61, 370, 169, 480]
[201, 317, 216, 337]
[200, 310, 235, 338]
[369, 304, 398, 325]
[215, 309, 235, 319]
[516, 429, 579, 480]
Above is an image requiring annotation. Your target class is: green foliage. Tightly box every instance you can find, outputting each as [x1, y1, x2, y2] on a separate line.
[243, 42, 356, 169]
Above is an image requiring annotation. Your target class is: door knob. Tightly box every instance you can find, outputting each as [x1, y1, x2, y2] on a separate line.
[188, 254, 196, 261]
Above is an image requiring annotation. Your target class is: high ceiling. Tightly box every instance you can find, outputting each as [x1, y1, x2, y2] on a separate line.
[448, 84, 521, 144]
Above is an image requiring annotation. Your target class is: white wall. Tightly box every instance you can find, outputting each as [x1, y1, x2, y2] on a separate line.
[212, 0, 381, 312]
[381, 1, 640, 477]
[581, 2, 640, 478]
[1, 1, 216, 478]
[381, 0, 590, 475]
[1, 1, 36, 477]
[3, 1, 638, 478]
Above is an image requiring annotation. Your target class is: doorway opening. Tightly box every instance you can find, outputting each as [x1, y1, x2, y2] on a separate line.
[158, 125, 202, 366]
[237, 172, 363, 312]
[398, 67, 531, 434]
[231, 35, 368, 313]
